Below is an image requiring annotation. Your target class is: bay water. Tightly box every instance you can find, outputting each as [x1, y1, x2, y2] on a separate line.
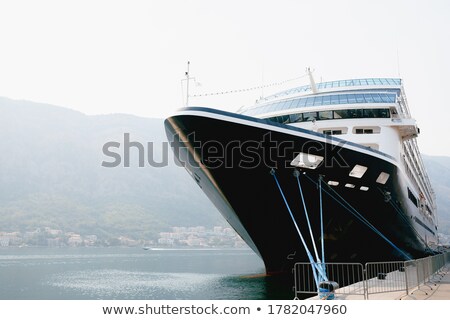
[0, 247, 293, 300]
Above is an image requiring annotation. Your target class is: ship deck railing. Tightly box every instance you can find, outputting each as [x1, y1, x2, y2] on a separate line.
[293, 252, 450, 300]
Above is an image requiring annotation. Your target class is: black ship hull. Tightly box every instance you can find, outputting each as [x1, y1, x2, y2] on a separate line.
[165, 107, 434, 275]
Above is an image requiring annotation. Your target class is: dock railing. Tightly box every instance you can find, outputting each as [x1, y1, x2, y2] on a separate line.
[365, 261, 407, 298]
[293, 262, 366, 299]
[293, 252, 450, 300]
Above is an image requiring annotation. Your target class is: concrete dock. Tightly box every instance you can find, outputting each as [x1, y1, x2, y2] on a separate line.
[324, 268, 449, 300]
[307, 265, 450, 300]
[401, 269, 450, 300]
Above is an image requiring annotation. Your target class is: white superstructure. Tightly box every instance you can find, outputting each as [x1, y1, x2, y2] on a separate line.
[239, 77, 437, 246]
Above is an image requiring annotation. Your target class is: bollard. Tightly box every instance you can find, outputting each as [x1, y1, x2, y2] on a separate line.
[319, 281, 339, 300]
[377, 273, 387, 280]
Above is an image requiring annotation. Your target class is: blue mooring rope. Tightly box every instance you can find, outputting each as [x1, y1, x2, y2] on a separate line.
[303, 173, 412, 260]
[271, 169, 328, 286]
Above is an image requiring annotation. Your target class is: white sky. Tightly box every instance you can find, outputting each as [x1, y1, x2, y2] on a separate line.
[0, 0, 449, 156]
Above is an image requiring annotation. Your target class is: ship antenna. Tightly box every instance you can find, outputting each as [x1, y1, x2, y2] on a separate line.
[307, 67, 318, 93]
[185, 61, 190, 107]
[181, 61, 197, 107]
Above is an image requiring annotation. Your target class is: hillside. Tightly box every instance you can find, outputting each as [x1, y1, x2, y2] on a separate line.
[0, 97, 223, 240]
[0, 96, 449, 242]
[422, 156, 450, 235]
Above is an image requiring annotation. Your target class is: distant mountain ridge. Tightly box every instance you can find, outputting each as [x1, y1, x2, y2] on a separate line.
[0, 96, 449, 241]
[0, 97, 223, 240]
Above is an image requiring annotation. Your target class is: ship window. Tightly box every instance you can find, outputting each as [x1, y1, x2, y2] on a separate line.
[376, 172, 390, 184]
[274, 101, 285, 111]
[372, 94, 383, 103]
[381, 94, 392, 103]
[408, 187, 418, 207]
[298, 98, 307, 107]
[356, 128, 373, 134]
[262, 108, 390, 125]
[278, 101, 289, 110]
[291, 152, 324, 169]
[333, 110, 345, 119]
[314, 96, 324, 106]
[353, 126, 381, 134]
[349, 164, 368, 178]
[322, 95, 331, 105]
[360, 186, 369, 191]
[289, 113, 302, 123]
[305, 97, 314, 107]
[364, 109, 390, 118]
[278, 115, 289, 124]
[379, 109, 390, 117]
[286, 99, 295, 109]
[363, 109, 377, 118]
[334, 109, 362, 119]
[290, 99, 301, 109]
[339, 95, 349, 104]
[355, 94, 365, 103]
[414, 217, 435, 235]
[303, 112, 317, 121]
[349, 109, 363, 118]
[323, 130, 343, 135]
[347, 95, 357, 104]
[328, 181, 339, 186]
[318, 110, 333, 120]
[320, 127, 348, 135]
[241, 90, 399, 116]
[345, 183, 356, 188]
[330, 95, 339, 105]
[364, 94, 375, 103]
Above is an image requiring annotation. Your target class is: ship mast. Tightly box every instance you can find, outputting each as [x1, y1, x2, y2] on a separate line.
[307, 67, 318, 94]
[185, 61, 190, 107]
[181, 61, 197, 107]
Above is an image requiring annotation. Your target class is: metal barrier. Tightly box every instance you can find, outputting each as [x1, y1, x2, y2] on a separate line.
[365, 261, 407, 299]
[405, 259, 419, 295]
[293, 262, 366, 299]
[293, 252, 449, 300]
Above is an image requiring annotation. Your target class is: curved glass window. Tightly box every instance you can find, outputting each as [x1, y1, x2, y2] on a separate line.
[305, 97, 314, 107]
[290, 99, 301, 109]
[241, 92, 396, 116]
[265, 108, 390, 125]
[339, 95, 348, 104]
[330, 95, 339, 105]
[259, 78, 402, 102]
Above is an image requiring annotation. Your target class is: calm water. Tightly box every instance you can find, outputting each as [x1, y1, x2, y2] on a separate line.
[0, 247, 293, 300]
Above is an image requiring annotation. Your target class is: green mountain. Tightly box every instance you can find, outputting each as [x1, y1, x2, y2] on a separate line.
[0, 97, 449, 241]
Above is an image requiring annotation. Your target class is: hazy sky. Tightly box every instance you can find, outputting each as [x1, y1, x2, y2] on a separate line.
[1, 0, 449, 156]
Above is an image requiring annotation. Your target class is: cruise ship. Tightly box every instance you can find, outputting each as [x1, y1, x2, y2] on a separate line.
[165, 74, 438, 275]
